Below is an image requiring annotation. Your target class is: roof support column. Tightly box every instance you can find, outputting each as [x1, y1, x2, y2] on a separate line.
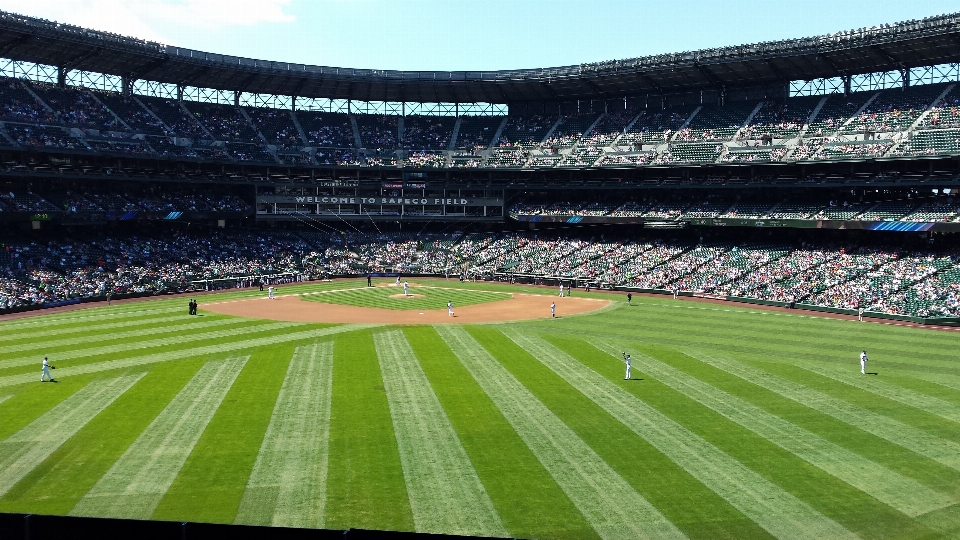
[57, 66, 66, 89]
[902, 68, 910, 88]
[234, 91, 240, 107]
[177, 85, 183, 102]
[843, 75, 851, 96]
[121, 76, 132, 96]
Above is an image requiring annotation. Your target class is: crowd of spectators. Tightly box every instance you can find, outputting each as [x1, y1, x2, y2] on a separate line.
[0, 186, 251, 214]
[1, 74, 959, 168]
[4, 228, 960, 318]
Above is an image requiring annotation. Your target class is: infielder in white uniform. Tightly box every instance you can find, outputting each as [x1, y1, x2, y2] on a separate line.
[268, 286, 275, 299]
[403, 281, 409, 296]
[622, 353, 631, 380]
[448, 301, 454, 317]
[860, 350, 868, 374]
[41, 356, 56, 382]
[558, 283, 564, 297]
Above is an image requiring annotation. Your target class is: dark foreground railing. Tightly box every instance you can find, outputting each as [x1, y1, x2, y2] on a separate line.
[0, 513, 505, 540]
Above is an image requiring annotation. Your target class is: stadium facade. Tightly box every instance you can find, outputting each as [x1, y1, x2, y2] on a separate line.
[0, 11, 958, 227]
[4, 11, 960, 322]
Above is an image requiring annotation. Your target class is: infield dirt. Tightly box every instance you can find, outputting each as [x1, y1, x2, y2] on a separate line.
[203, 292, 610, 324]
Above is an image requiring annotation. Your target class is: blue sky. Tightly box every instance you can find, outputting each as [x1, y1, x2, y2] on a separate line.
[0, 0, 957, 71]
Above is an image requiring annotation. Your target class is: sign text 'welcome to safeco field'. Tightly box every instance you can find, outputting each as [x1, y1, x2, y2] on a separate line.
[258, 196, 502, 206]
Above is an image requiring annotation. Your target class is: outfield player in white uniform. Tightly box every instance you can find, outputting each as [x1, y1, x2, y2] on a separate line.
[267, 286, 275, 299]
[623, 353, 632, 380]
[403, 281, 410, 296]
[551, 302, 556, 318]
[448, 301, 455, 317]
[41, 356, 55, 382]
[860, 350, 868, 374]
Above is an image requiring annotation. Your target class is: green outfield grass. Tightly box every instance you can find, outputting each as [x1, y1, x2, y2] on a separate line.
[1, 278, 959, 539]
[299, 284, 510, 310]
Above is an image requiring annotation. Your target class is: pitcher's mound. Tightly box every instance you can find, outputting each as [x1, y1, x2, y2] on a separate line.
[390, 293, 425, 299]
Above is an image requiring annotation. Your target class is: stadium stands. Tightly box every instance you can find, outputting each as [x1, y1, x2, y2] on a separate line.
[0, 73, 957, 168]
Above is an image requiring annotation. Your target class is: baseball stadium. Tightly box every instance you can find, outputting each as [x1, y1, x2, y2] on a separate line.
[2, 5, 960, 539]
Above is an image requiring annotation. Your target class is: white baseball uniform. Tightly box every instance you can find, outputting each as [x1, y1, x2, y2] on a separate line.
[551, 302, 556, 317]
[448, 301, 454, 316]
[403, 282, 409, 296]
[860, 351, 868, 374]
[558, 284, 564, 297]
[624, 355, 632, 380]
[268, 286, 275, 299]
[41, 358, 53, 382]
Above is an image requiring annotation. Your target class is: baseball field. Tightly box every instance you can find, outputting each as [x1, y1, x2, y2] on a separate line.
[1, 277, 959, 539]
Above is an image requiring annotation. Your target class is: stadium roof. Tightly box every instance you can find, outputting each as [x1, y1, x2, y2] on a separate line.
[1, 10, 960, 104]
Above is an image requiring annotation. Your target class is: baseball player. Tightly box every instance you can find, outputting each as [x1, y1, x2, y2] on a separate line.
[858, 307, 865, 322]
[860, 350, 868, 374]
[403, 281, 410, 296]
[41, 356, 56, 382]
[627, 293, 632, 305]
[448, 301, 455, 317]
[622, 352, 631, 380]
[558, 283, 564, 297]
[551, 302, 556, 318]
[268, 285, 275, 299]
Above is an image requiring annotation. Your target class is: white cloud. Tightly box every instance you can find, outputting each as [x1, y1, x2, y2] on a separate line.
[0, 0, 295, 44]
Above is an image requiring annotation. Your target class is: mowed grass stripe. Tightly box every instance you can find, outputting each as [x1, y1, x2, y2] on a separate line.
[324, 330, 414, 532]
[0, 325, 372, 388]
[567, 310, 960, 368]
[151, 347, 291, 524]
[0, 304, 183, 330]
[0, 374, 144, 498]
[501, 331, 854, 540]
[0, 316, 242, 358]
[901, 371, 960, 393]
[566, 317, 950, 371]
[436, 326, 686, 540]
[235, 343, 334, 529]
[801, 364, 960, 425]
[0, 320, 296, 369]
[619, 349, 952, 517]
[618, 307, 960, 367]
[0, 360, 204, 515]
[402, 327, 600, 540]
[689, 351, 960, 473]
[1, 313, 195, 345]
[374, 330, 507, 537]
[70, 356, 248, 520]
